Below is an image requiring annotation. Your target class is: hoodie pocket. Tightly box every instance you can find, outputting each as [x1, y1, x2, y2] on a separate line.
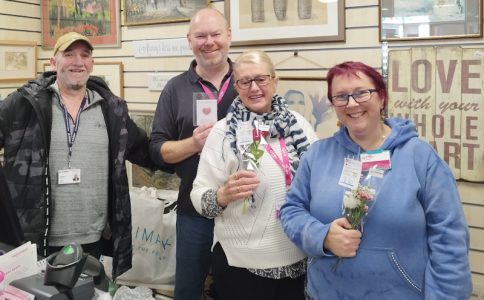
[329, 247, 424, 296]
[387, 249, 423, 294]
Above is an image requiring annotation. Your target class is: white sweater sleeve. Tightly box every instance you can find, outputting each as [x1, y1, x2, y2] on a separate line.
[190, 119, 238, 216]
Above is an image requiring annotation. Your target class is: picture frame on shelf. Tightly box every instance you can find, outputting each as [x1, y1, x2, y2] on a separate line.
[277, 76, 338, 139]
[43, 61, 124, 98]
[379, 0, 482, 41]
[224, 0, 345, 46]
[124, 0, 210, 26]
[41, 0, 120, 48]
[0, 41, 37, 82]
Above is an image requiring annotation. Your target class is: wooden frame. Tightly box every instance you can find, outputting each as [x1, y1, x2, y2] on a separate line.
[225, 0, 345, 46]
[41, 0, 120, 48]
[277, 76, 338, 139]
[0, 41, 37, 82]
[43, 61, 124, 98]
[124, 0, 210, 26]
[380, 0, 482, 41]
[128, 111, 180, 190]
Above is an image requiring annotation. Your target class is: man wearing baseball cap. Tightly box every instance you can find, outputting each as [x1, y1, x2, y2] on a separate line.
[0, 32, 156, 279]
[53, 31, 94, 55]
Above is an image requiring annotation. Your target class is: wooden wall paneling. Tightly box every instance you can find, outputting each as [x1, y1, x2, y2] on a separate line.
[458, 181, 484, 206]
[345, 5, 378, 28]
[345, 0, 378, 7]
[0, 15, 40, 31]
[469, 228, 484, 250]
[472, 273, 484, 299]
[344, 28, 380, 47]
[463, 205, 484, 228]
[121, 24, 189, 41]
[470, 251, 484, 274]
[2, 1, 40, 17]
[124, 88, 160, 105]
[0, 30, 40, 43]
[122, 56, 193, 73]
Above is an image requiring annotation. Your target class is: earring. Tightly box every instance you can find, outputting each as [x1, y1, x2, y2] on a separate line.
[380, 107, 386, 122]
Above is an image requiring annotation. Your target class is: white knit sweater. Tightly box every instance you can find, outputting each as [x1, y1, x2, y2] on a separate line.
[191, 111, 318, 269]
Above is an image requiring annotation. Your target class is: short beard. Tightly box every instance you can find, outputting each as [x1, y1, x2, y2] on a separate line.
[69, 82, 86, 91]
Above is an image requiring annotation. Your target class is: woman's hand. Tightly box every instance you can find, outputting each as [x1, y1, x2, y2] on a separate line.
[324, 217, 362, 257]
[216, 170, 260, 207]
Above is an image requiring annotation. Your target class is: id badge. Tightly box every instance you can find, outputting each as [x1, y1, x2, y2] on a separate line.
[338, 158, 362, 190]
[58, 169, 81, 184]
[360, 150, 391, 171]
[237, 121, 253, 147]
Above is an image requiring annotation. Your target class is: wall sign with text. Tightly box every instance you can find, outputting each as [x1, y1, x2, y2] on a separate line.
[388, 46, 483, 181]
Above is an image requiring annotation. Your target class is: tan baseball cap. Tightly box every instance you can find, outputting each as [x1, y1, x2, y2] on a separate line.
[53, 32, 93, 55]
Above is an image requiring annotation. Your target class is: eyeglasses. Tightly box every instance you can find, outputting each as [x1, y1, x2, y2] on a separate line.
[235, 75, 272, 89]
[330, 89, 379, 107]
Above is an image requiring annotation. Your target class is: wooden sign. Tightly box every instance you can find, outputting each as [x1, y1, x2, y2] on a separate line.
[388, 47, 484, 181]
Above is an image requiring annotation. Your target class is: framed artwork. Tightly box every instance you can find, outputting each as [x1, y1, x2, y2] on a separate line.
[380, 0, 482, 41]
[124, 0, 210, 26]
[225, 0, 345, 46]
[277, 76, 338, 139]
[0, 41, 37, 82]
[43, 61, 124, 98]
[128, 111, 180, 190]
[41, 0, 120, 48]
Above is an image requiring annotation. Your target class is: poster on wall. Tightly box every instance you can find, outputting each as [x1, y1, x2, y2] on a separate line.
[276, 77, 338, 139]
[388, 46, 484, 181]
[41, 0, 120, 48]
[225, 0, 345, 46]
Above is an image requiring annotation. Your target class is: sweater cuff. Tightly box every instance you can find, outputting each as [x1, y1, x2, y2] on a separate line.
[201, 189, 225, 218]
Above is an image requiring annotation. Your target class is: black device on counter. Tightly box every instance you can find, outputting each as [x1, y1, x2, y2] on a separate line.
[10, 243, 109, 300]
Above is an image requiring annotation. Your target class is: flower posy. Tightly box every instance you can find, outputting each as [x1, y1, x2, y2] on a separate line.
[241, 127, 268, 212]
[244, 128, 267, 170]
[343, 185, 374, 230]
[332, 184, 375, 272]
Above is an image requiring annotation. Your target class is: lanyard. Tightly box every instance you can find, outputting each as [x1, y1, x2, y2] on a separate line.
[198, 74, 232, 104]
[61, 95, 87, 168]
[265, 138, 291, 188]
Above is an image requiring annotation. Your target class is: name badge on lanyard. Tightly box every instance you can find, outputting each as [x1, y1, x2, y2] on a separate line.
[57, 95, 87, 185]
[360, 149, 391, 171]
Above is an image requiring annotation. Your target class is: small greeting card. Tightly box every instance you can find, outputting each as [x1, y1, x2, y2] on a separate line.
[193, 92, 218, 126]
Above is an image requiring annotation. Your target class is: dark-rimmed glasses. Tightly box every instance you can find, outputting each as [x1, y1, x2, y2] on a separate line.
[235, 75, 272, 89]
[329, 89, 379, 107]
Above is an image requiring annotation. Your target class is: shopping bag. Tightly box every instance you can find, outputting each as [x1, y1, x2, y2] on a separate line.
[104, 187, 177, 291]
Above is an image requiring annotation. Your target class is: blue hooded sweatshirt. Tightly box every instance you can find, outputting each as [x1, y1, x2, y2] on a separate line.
[280, 117, 472, 300]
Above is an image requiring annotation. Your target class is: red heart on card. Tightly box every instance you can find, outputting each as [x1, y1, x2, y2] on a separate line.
[202, 107, 211, 115]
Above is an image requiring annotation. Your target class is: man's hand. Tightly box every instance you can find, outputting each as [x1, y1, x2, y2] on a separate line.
[192, 123, 214, 153]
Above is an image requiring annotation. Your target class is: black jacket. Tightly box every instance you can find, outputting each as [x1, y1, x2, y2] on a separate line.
[0, 72, 153, 278]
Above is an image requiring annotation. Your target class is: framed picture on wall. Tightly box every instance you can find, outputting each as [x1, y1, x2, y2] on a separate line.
[128, 111, 180, 190]
[277, 76, 338, 139]
[225, 0, 345, 46]
[0, 41, 37, 82]
[380, 0, 482, 41]
[43, 61, 124, 98]
[41, 0, 120, 48]
[124, 0, 210, 26]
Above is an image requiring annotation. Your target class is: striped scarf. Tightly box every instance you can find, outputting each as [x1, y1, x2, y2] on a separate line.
[225, 94, 310, 176]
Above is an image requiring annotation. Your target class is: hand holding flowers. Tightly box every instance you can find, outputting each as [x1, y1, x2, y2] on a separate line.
[240, 127, 268, 212]
[332, 184, 375, 272]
